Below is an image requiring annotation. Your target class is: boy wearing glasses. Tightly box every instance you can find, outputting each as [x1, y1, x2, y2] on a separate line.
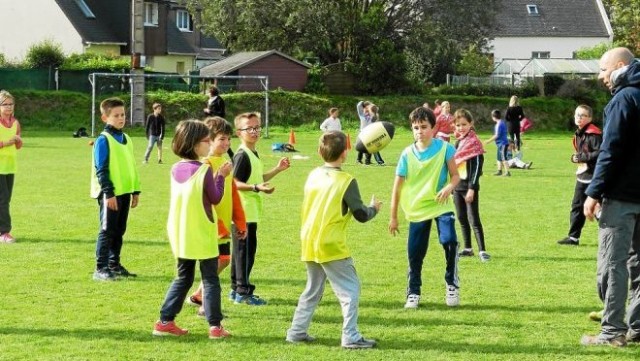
[230, 112, 290, 305]
[0, 91, 23, 244]
[557, 104, 602, 246]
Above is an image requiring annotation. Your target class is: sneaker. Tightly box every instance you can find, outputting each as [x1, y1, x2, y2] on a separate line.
[557, 237, 579, 246]
[493, 170, 502, 176]
[503, 172, 511, 177]
[588, 309, 604, 322]
[234, 294, 267, 306]
[364, 162, 372, 166]
[479, 251, 491, 262]
[356, 160, 363, 165]
[187, 294, 202, 307]
[286, 333, 316, 343]
[627, 331, 640, 343]
[342, 337, 376, 349]
[142, 160, 148, 164]
[0, 233, 15, 243]
[109, 264, 137, 278]
[459, 248, 474, 257]
[377, 163, 386, 166]
[404, 294, 420, 309]
[526, 161, 533, 169]
[209, 325, 231, 339]
[152, 320, 188, 337]
[580, 334, 626, 347]
[446, 285, 460, 307]
[93, 268, 116, 281]
[228, 290, 236, 301]
[158, 159, 163, 164]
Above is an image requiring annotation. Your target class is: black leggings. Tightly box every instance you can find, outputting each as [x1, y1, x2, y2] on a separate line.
[452, 188, 486, 252]
[507, 121, 521, 150]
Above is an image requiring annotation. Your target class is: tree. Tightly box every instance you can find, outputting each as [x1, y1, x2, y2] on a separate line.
[25, 39, 65, 69]
[601, 0, 640, 54]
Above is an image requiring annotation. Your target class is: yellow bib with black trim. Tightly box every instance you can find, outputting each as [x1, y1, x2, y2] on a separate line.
[237, 144, 264, 222]
[90, 132, 140, 198]
[207, 155, 232, 242]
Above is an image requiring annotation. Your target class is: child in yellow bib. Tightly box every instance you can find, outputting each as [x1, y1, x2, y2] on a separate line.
[389, 107, 461, 310]
[0, 91, 23, 244]
[287, 131, 381, 349]
[153, 120, 232, 339]
[230, 112, 290, 305]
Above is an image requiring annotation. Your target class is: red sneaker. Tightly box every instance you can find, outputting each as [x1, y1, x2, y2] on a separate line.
[152, 321, 188, 337]
[209, 325, 231, 339]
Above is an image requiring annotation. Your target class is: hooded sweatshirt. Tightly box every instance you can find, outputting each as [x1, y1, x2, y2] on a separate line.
[586, 60, 640, 202]
[573, 123, 602, 184]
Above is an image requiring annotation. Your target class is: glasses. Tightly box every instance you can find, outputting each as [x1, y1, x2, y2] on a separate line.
[0, 103, 14, 107]
[575, 113, 590, 118]
[240, 126, 262, 133]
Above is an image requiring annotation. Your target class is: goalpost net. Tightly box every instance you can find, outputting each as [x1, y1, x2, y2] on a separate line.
[88, 73, 270, 137]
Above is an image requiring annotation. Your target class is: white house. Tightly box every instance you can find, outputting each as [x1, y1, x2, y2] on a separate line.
[489, 0, 613, 62]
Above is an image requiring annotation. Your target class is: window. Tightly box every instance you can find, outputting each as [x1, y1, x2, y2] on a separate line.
[532, 51, 550, 59]
[176, 10, 193, 32]
[176, 61, 185, 74]
[527, 5, 539, 15]
[74, 0, 95, 19]
[144, 2, 159, 26]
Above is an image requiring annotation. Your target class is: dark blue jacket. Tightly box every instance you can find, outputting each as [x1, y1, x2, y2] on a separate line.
[586, 60, 640, 203]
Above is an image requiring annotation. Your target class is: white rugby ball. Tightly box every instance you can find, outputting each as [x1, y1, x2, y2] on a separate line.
[356, 121, 395, 153]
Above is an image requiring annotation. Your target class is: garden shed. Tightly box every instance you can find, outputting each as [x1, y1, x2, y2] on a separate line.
[493, 58, 600, 79]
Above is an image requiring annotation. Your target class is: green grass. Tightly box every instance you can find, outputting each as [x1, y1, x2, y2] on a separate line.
[0, 129, 635, 360]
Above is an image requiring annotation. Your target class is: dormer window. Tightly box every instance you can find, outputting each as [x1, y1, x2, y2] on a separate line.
[527, 4, 539, 15]
[144, 2, 159, 26]
[176, 10, 193, 32]
[74, 0, 95, 19]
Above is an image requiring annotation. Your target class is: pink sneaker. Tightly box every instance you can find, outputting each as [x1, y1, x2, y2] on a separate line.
[209, 325, 231, 339]
[0, 233, 15, 243]
[152, 321, 188, 337]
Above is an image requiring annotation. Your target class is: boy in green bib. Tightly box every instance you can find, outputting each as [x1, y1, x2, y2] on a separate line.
[389, 107, 461, 309]
[287, 131, 381, 349]
[90, 97, 141, 281]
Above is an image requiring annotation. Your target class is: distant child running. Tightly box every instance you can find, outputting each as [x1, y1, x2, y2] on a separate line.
[0, 90, 23, 244]
[557, 104, 602, 246]
[433, 101, 454, 142]
[389, 107, 461, 309]
[452, 109, 490, 261]
[485, 109, 511, 177]
[90, 97, 140, 281]
[143, 102, 165, 164]
[231, 112, 290, 305]
[320, 107, 342, 132]
[188, 117, 247, 315]
[286, 131, 381, 349]
[153, 120, 232, 339]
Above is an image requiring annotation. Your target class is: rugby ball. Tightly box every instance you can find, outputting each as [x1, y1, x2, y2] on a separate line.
[356, 121, 395, 153]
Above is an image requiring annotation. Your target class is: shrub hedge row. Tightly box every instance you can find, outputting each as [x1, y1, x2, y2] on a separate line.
[11, 89, 610, 133]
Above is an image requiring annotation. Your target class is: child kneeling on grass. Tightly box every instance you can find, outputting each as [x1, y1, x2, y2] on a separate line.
[153, 120, 232, 339]
[286, 131, 381, 349]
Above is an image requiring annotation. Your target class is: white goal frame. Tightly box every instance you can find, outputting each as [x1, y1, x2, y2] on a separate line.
[88, 72, 270, 137]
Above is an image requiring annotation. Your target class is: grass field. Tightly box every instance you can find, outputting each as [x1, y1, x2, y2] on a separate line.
[0, 129, 636, 360]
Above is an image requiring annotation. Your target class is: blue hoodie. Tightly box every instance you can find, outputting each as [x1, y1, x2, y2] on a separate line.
[586, 60, 640, 203]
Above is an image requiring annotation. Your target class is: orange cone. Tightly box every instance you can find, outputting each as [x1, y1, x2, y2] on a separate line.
[289, 129, 296, 145]
[346, 133, 352, 150]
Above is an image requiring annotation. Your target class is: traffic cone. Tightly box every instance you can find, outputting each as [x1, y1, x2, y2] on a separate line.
[289, 129, 296, 145]
[346, 133, 352, 150]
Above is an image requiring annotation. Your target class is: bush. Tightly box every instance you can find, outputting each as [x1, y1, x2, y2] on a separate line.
[304, 64, 328, 94]
[25, 39, 65, 69]
[543, 75, 565, 96]
[555, 79, 598, 106]
[434, 82, 539, 98]
[61, 53, 130, 72]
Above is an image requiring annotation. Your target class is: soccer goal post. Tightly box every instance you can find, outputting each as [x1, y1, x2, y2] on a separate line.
[88, 72, 270, 137]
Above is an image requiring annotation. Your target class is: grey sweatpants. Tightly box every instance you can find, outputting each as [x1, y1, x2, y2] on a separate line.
[597, 198, 640, 339]
[287, 258, 363, 345]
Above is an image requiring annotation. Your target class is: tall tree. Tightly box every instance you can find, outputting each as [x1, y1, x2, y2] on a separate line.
[601, 0, 640, 54]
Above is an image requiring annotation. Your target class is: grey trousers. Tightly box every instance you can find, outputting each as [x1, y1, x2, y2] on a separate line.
[287, 258, 363, 345]
[597, 198, 640, 339]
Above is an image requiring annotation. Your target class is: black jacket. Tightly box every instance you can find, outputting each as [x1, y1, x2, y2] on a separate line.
[586, 60, 640, 202]
[207, 96, 225, 118]
[573, 123, 602, 183]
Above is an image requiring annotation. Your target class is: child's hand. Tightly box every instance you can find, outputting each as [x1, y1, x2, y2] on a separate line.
[131, 194, 139, 208]
[235, 228, 247, 240]
[218, 161, 232, 178]
[435, 185, 453, 204]
[389, 218, 399, 236]
[571, 154, 579, 163]
[465, 189, 475, 203]
[106, 196, 118, 211]
[370, 195, 382, 212]
[277, 157, 290, 171]
[257, 182, 275, 194]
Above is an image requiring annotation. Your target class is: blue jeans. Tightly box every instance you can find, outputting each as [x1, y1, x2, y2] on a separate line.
[143, 136, 162, 161]
[95, 194, 130, 270]
[407, 212, 459, 296]
[159, 257, 223, 327]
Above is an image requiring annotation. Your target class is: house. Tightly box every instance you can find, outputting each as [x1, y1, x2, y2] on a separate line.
[0, 0, 225, 74]
[199, 50, 311, 91]
[489, 0, 613, 61]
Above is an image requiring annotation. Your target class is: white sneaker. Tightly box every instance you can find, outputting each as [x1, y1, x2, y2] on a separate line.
[479, 251, 491, 262]
[446, 285, 459, 307]
[404, 294, 420, 309]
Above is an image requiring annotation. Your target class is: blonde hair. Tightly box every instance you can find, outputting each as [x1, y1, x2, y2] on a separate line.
[0, 90, 14, 105]
[509, 95, 519, 107]
[234, 112, 261, 129]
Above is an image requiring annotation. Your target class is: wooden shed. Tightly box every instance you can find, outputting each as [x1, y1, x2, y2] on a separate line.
[199, 50, 311, 91]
